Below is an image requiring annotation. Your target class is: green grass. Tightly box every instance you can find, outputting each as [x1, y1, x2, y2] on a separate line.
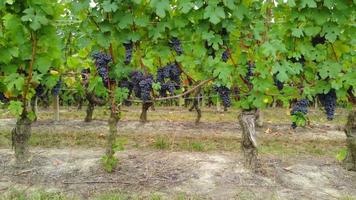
[0, 106, 349, 126]
[0, 128, 345, 158]
[1, 188, 73, 200]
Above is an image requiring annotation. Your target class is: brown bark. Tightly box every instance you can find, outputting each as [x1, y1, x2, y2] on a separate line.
[140, 102, 153, 123]
[30, 96, 38, 122]
[12, 115, 31, 166]
[190, 86, 202, 124]
[106, 110, 120, 159]
[343, 110, 356, 171]
[84, 92, 106, 122]
[255, 109, 263, 127]
[239, 110, 258, 170]
[85, 101, 95, 122]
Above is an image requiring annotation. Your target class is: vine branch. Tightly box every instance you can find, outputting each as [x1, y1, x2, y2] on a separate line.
[22, 32, 37, 114]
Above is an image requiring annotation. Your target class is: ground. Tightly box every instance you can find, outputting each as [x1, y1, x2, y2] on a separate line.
[0, 106, 355, 199]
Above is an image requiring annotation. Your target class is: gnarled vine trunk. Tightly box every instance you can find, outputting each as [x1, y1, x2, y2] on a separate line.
[140, 102, 153, 123]
[85, 101, 95, 122]
[106, 110, 120, 159]
[30, 96, 38, 121]
[343, 110, 356, 171]
[239, 110, 258, 170]
[84, 92, 106, 122]
[12, 114, 32, 166]
[189, 86, 202, 124]
[255, 109, 263, 127]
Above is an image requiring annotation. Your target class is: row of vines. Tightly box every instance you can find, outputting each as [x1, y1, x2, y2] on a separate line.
[0, 0, 355, 170]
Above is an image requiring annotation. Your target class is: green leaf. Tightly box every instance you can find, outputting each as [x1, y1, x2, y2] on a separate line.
[178, 0, 194, 13]
[0, 48, 13, 64]
[117, 13, 133, 29]
[102, 0, 118, 12]
[300, 0, 317, 8]
[323, 0, 335, 9]
[134, 16, 149, 27]
[291, 28, 304, 38]
[204, 4, 225, 24]
[114, 87, 129, 103]
[8, 101, 23, 117]
[304, 26, 321, 36]
[150, 0, 170, 18]
[336, 148, 347, 161]
[317, 61, 342, 79]
[34, 56, 52, 73]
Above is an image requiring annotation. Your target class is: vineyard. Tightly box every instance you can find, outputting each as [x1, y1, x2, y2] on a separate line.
[0, 0, 355, 199]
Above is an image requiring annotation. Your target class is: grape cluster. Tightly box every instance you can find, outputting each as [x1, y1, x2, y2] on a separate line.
[156, 63, 182, 96]
[318, 89, 337, 120]
[214, 85, 231, 108]
[221, 50, 230, 62]
[311, 35, 326, 47]
[129, 71, 144, 98]
[273, 73, 283, 91]
[35, 84, 46, 97]
[123, 41, 133, 65]
[290, 99, 309, 129]
[128, 71, 154, 102]
[52, 79, 62, 96]
[159, 81, 178, 97]
[92, 52, 112, 88]
[245, 61, 255, 81]
[169, 37, 183, 55]
[139, 75, 154, 102]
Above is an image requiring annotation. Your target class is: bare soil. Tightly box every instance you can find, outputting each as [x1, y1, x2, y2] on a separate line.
[0, 148, 355, 199]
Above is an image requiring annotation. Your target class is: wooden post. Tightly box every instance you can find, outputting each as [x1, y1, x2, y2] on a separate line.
[239, 110, 258, 171]
[343, 110, 356, 171]
[53, 94, 59, 121]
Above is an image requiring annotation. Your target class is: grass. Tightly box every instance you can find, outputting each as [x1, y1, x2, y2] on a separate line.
[0, 128, 346, 158]
[1, 188, 72, 200]
[0, 106, 349, 126]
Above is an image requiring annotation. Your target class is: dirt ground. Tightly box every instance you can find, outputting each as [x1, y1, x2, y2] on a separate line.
[0, 107, 355, 199]
[0, 148, 355, 200]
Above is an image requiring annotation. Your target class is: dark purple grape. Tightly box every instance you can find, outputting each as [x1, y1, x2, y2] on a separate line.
[52, 79, 62, 96]
[290, 99, 309, 129]
[139, 76, 153, 102]
[169, 37, 183, 55]
[123, 41, 133, 65]
[91, 52, 112, 88]
[221, 50, 229, 62]
[318, 89, 337, 120]
[213, 85, 231, 109]
[311, 35, 326, 47]
[0, 92, 9, 103]
[288, 55, 305, 66]
[273, 73, 283, 91]
[245, 61, 255, 82]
